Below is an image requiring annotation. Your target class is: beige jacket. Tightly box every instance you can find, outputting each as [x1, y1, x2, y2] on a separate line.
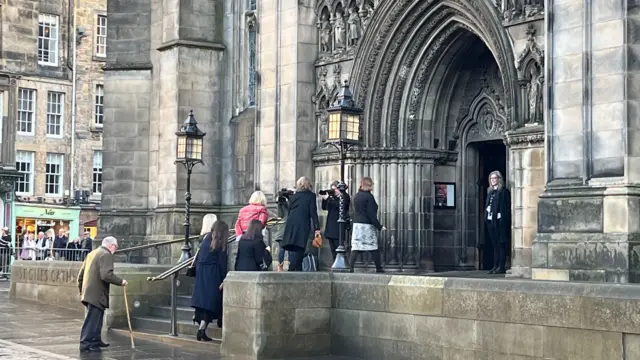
[77, 246, 123, 310]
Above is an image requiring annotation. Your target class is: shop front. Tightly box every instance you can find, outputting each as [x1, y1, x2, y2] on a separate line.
[13, 204, 81, 247]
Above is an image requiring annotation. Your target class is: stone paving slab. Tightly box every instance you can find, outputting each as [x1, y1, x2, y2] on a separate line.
[0, 279, 359, 360]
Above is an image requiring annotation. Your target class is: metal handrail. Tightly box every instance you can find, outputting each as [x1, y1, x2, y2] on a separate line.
[115, 236, 201, 254]
[146, 234, 237, 282]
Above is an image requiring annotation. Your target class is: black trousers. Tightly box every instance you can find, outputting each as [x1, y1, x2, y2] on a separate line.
[287, 247, 306, 271]
[327, 237, 339, 260]
[80, 303, 104, 349]
[487, 222, 507, 270]
[348, 249, 383, 271]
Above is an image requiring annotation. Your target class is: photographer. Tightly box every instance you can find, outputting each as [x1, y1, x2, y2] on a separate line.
[281, 177, 321, 271]
[320, 181, 350, 261]
[275, 188, 295, 271]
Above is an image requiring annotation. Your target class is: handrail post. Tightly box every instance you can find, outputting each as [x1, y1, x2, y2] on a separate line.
[170, 272, 178, 336]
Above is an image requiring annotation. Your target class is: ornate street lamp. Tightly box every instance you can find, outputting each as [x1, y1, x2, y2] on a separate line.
[325, 80, 362, 272]
[175, 110, 206, 264]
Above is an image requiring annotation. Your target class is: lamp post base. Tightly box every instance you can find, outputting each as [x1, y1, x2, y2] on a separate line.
[331, 245, 350, 272]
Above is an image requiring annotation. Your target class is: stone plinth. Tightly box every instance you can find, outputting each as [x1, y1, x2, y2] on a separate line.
[10, 261, 172, 329]
[222, 272, 640, 360]
[220, 272, 332, 359]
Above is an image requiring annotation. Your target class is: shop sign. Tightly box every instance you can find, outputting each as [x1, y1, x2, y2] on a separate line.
[15, 205, 80, 220]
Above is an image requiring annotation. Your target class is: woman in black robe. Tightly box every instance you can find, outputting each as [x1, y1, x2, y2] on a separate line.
[190, 220, 229, 341]
[281, 176, 321, 271]
[484, 170, 511, 274]
[236, 220, 272, 271]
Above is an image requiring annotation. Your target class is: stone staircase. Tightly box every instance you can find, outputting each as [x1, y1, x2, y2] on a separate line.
[127, 278, 222, 342]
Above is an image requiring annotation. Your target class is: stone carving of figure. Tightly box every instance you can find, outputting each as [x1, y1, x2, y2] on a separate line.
[319, 15, 332, 53]
[347, 8, 362, 47]
[334, 12, 346, 51]
[319, 110, 329, 144]
[527, 66, 543, 124]
[361, 4, 374, 32]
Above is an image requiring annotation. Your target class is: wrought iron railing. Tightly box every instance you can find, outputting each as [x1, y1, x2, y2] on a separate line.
[114, 236, 202, 264]
[145, 217, 284, 337]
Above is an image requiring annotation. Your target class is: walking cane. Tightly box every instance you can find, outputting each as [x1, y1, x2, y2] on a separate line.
[123, 286, 135, 349]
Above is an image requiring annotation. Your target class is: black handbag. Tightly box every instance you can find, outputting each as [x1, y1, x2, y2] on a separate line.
[185, 248, 199, 277]
[260, 249, 273, 270]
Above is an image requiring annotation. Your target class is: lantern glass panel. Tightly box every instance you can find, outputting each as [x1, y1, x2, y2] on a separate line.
[345, 113, 360, 142]
[186, 137, 203, 161]
[177, 135, 187, 159]
[328, 112, 340, 141]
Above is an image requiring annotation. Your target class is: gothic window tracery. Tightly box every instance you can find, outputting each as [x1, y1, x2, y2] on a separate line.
[247, 0, 258, 107]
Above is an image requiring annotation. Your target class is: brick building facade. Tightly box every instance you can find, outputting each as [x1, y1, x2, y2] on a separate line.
[3, 0, 106, 242]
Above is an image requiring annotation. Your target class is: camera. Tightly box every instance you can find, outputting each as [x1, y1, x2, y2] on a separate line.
[277, 188, 294, 203]
[318, 189, 333, 196]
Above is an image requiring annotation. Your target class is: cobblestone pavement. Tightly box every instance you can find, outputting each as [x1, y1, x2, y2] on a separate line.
[0, 280, 356, 360]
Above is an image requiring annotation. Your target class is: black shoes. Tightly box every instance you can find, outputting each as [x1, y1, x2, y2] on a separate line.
[487, 267, 498, 274]
[196, 329, 213, 342]
[79, 346, 101, 352]
[98, 342, 110, 348]
[488, 267, 506, 274]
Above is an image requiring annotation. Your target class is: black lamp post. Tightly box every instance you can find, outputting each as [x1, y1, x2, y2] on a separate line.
[175, 110, 206, 264]
[325, 80, 362, 271]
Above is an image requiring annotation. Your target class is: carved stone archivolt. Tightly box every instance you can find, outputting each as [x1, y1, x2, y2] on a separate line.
[312, 64, 343, 145]
[516, 25, 544, 125]
[497, 0, 543, 25]
[349, 0, 520, 148]
[316, 0, 376, 65]
[453, 90, 508, 147]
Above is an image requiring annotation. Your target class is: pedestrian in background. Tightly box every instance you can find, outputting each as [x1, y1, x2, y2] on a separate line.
[77, 236, 127, 352]
[281, 177, 321, 271]
[349, 177, 385, 273]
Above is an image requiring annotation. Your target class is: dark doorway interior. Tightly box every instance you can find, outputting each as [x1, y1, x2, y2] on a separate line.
[476, 141, 507, 270]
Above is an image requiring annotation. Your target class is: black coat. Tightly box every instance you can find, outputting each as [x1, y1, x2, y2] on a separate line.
[281, 190, 320, 251]
[353, 190, 382, 230]
[321, 192, 351, 240]
[481, 187, 511, 246]
[235, 236, 268, 271]
[191, 233, 228, 317]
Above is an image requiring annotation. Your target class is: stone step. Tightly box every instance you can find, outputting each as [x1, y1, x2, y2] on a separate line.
[149, 305, 194, 323]
[177, 295, 191, 308]
[131, 316, 222, 341]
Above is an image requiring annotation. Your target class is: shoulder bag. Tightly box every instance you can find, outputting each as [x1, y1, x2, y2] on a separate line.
[185, 248, 200, 277]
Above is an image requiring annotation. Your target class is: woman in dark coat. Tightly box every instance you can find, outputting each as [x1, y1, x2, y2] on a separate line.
[349, 177, 385, 273]
[281, 176, 321, 271]
[190, 220, 229, 341]
[484, 170, 511, 274]
[321, 181, 351, 260]
[235, 220, 271, 271]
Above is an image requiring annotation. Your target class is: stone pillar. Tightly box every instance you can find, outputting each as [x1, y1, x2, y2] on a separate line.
[257, 0, 318, 195]
[99, 0, 153, 246]
[533, 1, 640, 282]
[505, 126, 544, 279]
[149, 0, 225, 241]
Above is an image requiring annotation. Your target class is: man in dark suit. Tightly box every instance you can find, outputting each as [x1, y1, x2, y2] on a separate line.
[77, 236, 127, 352]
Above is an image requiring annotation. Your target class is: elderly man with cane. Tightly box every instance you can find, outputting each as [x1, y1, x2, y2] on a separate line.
[77, 236, 127, 352]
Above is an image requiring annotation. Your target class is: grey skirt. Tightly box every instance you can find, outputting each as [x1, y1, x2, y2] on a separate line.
[350, 223, 379, 251]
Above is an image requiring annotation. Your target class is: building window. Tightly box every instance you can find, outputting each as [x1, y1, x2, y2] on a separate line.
[46, 92, 64, 137]
[45, 153, 63, 196]
[95, 84, 104, 126]
[15, 151, 34, 195]
[248, 28, 256, 106]
[38, 14, 59, 66]
[0, 93, 4, 144]
[17, 88, 35, 135]
[92, 151, 102, 194]
[95, 15, 107, 57]
[249, 0, 256, 10]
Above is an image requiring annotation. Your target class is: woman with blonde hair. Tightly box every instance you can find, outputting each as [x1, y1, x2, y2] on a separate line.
[349, 177, 385, 273]
[281, 176, 321, 271]
[483, 170, 511, 274]
[234, 191, 269, 239]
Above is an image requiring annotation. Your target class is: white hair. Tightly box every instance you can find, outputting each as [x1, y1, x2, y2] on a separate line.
[200, 214, 218, 235]
[102, 236, 118, 247]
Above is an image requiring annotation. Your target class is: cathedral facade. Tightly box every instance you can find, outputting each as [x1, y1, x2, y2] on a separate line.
[101, 0, 639, 282]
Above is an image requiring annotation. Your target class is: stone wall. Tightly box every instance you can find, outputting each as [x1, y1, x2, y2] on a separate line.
[222, 272, 640, 360]
[9, 260, 173, 329]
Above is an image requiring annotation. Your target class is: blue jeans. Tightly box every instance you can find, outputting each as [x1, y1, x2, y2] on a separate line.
[278, 247, 294, 264]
